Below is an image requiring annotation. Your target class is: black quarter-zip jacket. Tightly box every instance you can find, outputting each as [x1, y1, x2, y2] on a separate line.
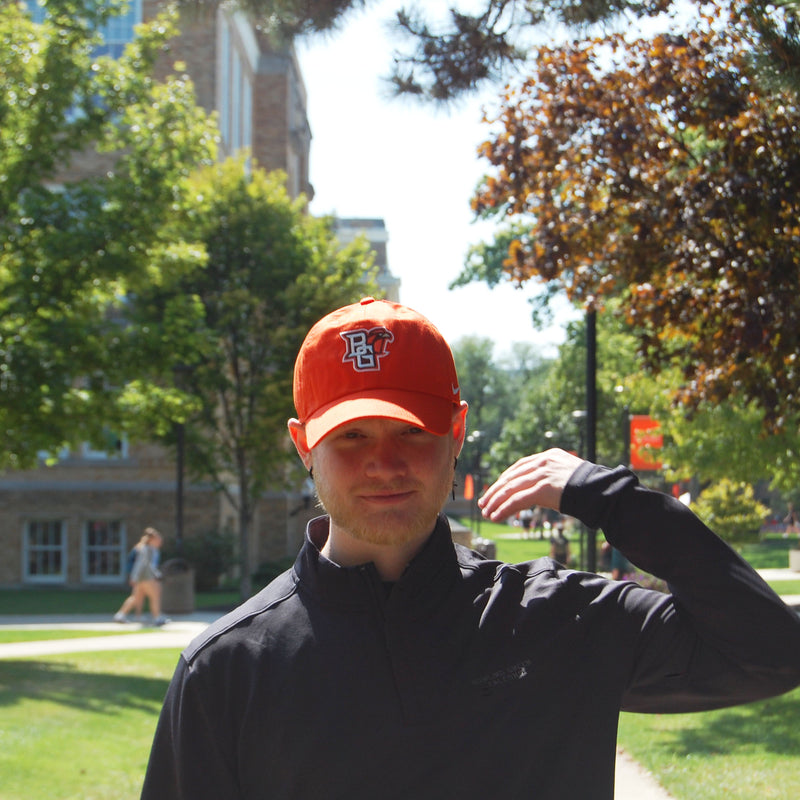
[142, 463, 800, 799]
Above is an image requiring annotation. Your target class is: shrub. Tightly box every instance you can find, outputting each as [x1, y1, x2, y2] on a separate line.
[692, 479, 770, 546]
[162, 530, 236, 591]
[251, 557, 295, 589]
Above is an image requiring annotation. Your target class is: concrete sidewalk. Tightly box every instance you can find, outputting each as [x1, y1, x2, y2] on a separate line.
[0, 612, 678, 799]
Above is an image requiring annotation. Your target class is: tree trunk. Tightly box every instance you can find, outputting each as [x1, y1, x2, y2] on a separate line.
[238, 486, 253, 602]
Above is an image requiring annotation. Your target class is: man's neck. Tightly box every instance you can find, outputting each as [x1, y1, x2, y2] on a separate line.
[320, 522, 434, 582]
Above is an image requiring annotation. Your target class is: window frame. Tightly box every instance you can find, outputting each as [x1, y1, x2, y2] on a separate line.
[23, 519, 68, 584]
[82, 518, 127, 584]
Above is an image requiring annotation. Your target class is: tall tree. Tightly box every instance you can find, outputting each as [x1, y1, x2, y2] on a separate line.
[739, 0, 800, 93]
[121, 158, 377, 599]
[450, 336, 515, 487]
[188, 1, 800, 104]
[180, 0, 673, 101]
[487, 308, 642, 475]
[469, 5, 800, 431]
[0, 0, 217, 469]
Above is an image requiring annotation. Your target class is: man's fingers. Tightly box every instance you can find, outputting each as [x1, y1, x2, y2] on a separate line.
[478, 449, 583, 521]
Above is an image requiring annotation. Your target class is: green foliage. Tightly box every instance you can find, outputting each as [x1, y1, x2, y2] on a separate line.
[654, 393, 800, 492]
[201, 0, 673, 102]
[483, 304, 642, 475]
[740, 0, 800, 94]
[691, 479, 771, 545]
[251, 556, 296, 589]
[182, 0, 800, 112]
[0, 0, 217, 469]
[124, 157, 375, 492]
[122, 156, 376, 598]
[449, 297, 799, 497]
[161, 530, 236, 592]
[451, 335, 519, 477]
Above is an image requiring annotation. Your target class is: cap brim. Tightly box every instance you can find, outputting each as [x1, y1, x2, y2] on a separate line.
[304, 390, 456, 448]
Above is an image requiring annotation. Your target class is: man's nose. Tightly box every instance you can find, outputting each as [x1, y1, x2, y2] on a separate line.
[364, 437, 406, 478]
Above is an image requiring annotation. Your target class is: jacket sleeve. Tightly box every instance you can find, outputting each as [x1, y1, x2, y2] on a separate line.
[561, 462, 800, 712]
[141, 656, 242, 799]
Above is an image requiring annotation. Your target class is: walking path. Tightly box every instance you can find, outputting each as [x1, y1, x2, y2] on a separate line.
[2, 568, 798, 800]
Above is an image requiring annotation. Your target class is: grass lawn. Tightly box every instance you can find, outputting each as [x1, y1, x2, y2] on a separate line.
[739, 536, 799, 569]
[618, 686, 800, 800]
[0, 588, 240, 616]
[0, 629, 144, 644]
[1, 646, 798, 800]
[0, 648, 179, 800]
[768, 580, 800, 595]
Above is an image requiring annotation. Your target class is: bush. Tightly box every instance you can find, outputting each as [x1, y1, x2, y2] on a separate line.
[692, 479, 770, 546]
[251, 557, 295, 590]
[162, 530, 236, 591]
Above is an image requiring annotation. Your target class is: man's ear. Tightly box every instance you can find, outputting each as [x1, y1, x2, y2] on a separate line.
[288, 419, 313, 470]
[452, 401, 469, 457]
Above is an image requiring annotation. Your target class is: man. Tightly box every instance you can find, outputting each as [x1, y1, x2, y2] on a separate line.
[142, 297, 800, 799]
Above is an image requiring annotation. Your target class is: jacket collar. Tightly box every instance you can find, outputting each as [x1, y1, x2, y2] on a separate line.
[294, 514, 460, 610]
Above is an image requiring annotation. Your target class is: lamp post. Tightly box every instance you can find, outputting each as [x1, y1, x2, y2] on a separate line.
[584, 301, 598, 572]
[615, 385, 630, 469]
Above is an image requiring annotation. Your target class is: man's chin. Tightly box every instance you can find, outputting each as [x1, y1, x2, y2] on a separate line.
[336, 508, 438, 548]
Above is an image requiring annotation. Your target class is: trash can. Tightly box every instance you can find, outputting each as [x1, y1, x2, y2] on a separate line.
[161, 558, 195, 614]
[473, 538, 497, 559]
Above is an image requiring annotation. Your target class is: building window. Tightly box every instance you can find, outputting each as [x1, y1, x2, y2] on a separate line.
[84, 520, 125, 582]
[219, 18, 232, 146]
[26, 1, 142, 59]
[232, 48, 242, 151]
[24, 520, 67, 583]
[95, 1, 142, 60]
[242, 71, 253, 154]
[81, 431, 128, 460]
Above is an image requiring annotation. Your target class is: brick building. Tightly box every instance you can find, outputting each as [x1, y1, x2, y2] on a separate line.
[0, 2, 332, 589]
[333, 218, 402, 302]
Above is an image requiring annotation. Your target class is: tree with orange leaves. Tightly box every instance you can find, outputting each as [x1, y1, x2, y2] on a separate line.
[469, 4, 800, 431]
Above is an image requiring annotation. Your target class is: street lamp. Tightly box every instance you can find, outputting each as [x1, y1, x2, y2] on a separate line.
[615, 385, 630, 468]
[584, 302, 598, 572]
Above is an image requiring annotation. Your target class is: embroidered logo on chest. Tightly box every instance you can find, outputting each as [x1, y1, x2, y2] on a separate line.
[472, 659, 532, 694]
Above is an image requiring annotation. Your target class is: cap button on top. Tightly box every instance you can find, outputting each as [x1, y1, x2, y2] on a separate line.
[360, 297, 376, 305]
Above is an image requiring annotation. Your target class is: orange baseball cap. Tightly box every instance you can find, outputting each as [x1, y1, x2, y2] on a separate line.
[293, 297, 461, 447]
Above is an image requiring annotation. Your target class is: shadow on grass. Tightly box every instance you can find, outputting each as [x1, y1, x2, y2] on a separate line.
[661, 693, 800, 758]
[0, 658, 171, 714]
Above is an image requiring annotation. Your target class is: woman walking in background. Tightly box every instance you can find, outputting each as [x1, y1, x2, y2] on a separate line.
[114, 527, 168, 626]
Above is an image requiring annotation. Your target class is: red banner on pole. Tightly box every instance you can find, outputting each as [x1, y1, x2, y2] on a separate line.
[463, 473, 474, 500]
[630, 415, 663, 471]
